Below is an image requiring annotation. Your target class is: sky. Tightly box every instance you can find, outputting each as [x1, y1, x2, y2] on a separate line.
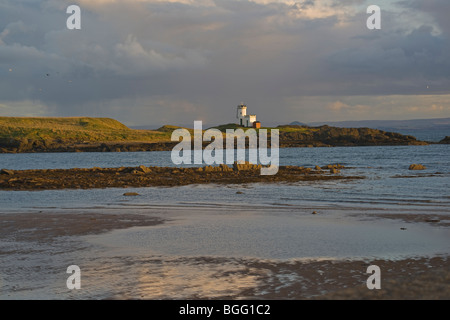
[1, 0, 450, 127]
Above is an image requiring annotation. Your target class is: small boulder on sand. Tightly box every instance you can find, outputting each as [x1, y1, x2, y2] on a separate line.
[123, 192, 140, 196]
[409, 164, 426, 170]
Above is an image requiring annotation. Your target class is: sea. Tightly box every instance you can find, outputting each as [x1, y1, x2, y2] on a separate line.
[0, 145, 449, 299]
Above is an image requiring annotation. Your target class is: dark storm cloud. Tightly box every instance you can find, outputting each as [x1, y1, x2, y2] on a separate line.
[0, 0, 449, 124]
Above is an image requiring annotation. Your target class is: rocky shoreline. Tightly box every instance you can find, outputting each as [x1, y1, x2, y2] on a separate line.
[0, 125, 431, 153]
[0, 164, 361, 191]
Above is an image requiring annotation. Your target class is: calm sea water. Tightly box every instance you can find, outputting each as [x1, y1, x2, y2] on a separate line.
[0, 145, 449, 213]
[383, 128, 449, 142]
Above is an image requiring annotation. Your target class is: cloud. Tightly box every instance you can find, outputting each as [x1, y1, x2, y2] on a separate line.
[112, 34, 207, 75]
[406, 102, 450, 114]
[0, 100, 49, 117]
[283, 94, 450, 123]
[0, 21, 29, 45]
[327, 101, 370, 112]
[0, 0, 449, 125]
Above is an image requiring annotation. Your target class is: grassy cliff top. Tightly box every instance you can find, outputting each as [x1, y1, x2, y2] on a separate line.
[0, 117, 171, 143]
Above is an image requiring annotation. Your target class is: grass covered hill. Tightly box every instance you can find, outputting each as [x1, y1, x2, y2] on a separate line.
[0, 117, 177, 152]
[0, 117, 428, 153]
[0, 117, 172, 142]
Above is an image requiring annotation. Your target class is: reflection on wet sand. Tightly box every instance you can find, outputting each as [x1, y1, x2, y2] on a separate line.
[0, 208, 449, 299]
[134, 260, 265, 299]
[41, 255, 450, 300]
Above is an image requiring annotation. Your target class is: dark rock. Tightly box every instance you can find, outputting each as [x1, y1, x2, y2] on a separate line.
[0, 169, 14, 175]
[439, 136, 450, 144]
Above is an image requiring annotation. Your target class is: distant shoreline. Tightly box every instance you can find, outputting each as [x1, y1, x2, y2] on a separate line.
[0, 139, 437, 154]
[0, 116, 441, 154]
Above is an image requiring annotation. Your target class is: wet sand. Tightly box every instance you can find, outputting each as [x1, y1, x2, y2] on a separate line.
[0, 212, 164, 242]
[0, 209, 448, 300]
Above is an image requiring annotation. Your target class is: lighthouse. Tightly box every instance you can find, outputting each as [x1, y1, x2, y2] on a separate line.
[236, 103, 256, 127]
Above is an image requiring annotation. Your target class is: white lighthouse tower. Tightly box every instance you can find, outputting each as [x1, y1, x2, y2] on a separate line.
[236, 103, 256, 127]
[237, 104, 247, 124]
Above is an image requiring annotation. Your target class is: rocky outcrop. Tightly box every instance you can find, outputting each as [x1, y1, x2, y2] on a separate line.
[439, 136, 450, 144]
[233, 161, 262, 171]
[203, 164, 233, 172]
[0, 165, 363, 191]
[323, 164, 344, 169]
[0, 169, 14, 175]
[138, 165, 152, 174]
[278, 125, 428, 148]
[409, 164, 426, 170]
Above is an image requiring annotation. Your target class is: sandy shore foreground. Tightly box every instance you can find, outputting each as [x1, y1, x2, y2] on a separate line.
[0, 210, 448, 300]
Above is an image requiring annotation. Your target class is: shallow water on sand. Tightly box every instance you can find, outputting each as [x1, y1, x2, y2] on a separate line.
[84, 206, 450, 260]
[0, 205, 448, 299]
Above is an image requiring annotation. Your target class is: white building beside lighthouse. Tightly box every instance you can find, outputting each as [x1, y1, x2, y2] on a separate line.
[236, 103, 257, 127]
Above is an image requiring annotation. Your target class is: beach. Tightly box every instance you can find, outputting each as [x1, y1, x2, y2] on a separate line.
[1, 145, 449, 300]
[0, 206, 448, 300]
